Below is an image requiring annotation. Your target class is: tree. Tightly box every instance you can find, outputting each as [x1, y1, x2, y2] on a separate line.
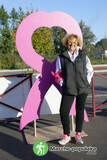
[52, 27, 66, 54]
[0, 25, 13, 54]
[0, 5, 13, 54]
[10, 8, 18, 26]
[0, 5, 9, 27]
[18, 7, 25, 24]
[95, 38, 107, 50]
[32, 27, 54, 61]
[9, 8, 19, 54]
[25, 4, 34, 16]
[79, 20, 96, 55]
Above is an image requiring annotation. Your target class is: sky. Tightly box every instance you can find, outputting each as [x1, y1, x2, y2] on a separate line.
[0, 0, 107, 43]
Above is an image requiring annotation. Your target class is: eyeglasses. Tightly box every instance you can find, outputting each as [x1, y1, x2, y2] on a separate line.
[68, 40, 78, 45]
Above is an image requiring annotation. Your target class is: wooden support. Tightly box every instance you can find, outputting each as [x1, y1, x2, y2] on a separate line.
[70, 115, 75, 131]
[34, 120, 37, 137]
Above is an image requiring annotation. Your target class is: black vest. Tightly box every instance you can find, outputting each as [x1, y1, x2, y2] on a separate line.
[59, 49, 90, 95]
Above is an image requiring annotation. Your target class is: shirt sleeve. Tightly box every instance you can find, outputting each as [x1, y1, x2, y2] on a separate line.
[86, 56, 93, 84]
[55, 56, 62, 73]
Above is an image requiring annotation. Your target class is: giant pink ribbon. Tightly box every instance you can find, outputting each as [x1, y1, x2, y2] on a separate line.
[16, 11, 89, 130]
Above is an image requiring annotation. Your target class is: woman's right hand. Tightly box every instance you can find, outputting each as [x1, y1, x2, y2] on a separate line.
[51, 71, 63, 86]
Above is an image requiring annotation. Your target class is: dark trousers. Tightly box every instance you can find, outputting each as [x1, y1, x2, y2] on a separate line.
[60, 94, 88, 135]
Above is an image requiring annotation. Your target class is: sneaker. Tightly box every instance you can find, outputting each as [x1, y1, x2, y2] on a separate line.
[58, 134, 71, 145]
[75, 134, 84, 144]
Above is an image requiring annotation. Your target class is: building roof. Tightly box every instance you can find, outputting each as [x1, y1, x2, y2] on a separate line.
[89, 51, 106, 57]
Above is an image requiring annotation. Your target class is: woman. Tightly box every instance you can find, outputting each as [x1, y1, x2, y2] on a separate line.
[55, 34, 93, 145]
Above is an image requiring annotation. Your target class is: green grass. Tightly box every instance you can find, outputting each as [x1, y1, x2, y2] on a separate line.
[0, 55, 106, 70]
[89, 57, 107, 65]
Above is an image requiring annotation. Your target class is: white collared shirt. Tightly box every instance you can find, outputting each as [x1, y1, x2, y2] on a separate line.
[56, 47, 93, 84]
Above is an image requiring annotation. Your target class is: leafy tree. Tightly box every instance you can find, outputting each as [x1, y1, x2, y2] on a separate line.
[1, 5, 105, 68]
[0, 25, 13, 54]
[32, 26, 66, 62]
[1, 54, 15, 69]
[10, 8, 18, 26]
[0, 5, 9, 27]
[25, 4, 34, 16]
[32, 27, 54, 61]
[52, 27, 66, 54]
[9, 8, 19, 54]
[95, 38, 107, 50]
[79, 20, 96, 55]
[18, 7, 25, 24]
[0, 5, 13, 54]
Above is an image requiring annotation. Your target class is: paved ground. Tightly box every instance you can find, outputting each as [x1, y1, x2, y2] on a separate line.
[0, 112, 107, 160]
[0, 72, 107, 160]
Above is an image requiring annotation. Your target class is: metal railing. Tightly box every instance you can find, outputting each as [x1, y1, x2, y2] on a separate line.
[0, 73, 33, 123]
[91, 68, 107, 116]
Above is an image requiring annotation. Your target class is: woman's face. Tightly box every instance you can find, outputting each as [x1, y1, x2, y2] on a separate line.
[67, 38, 77, 53]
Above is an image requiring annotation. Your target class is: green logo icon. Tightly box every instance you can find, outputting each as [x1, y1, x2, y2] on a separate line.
[33, 140, 48, 156]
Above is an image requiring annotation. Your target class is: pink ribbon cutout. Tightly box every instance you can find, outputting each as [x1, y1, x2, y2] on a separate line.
[16, 11, 89, 130]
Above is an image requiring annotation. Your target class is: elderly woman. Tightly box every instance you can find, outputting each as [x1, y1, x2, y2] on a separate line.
[55, 34, 93, 145]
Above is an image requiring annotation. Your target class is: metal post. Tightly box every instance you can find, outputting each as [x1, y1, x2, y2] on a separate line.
[29, 73, 33, 88]
[92, 75, 96, 117]
[102, 54, 103, 62]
